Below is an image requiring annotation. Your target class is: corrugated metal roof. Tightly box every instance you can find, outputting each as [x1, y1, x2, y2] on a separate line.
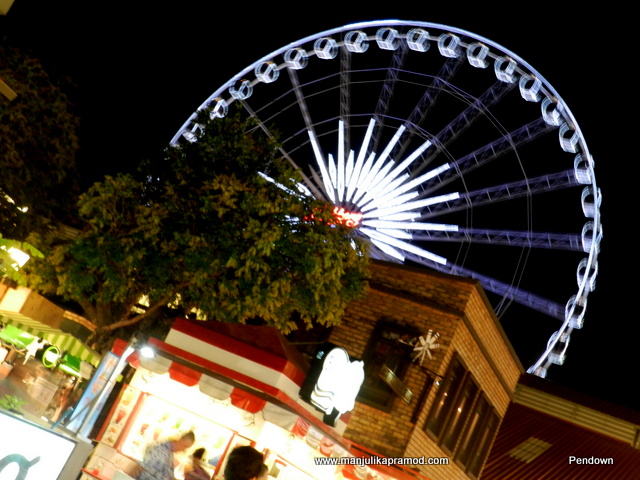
[481, 403, 640, 479]
[515, 383, 639, 445]
[519, 374, 640, 426]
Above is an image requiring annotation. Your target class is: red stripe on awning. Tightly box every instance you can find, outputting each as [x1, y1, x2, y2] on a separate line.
[144, 337, 352, 450]
[169, 362, 201, 386]
[126, 350, 140, 368]
[229, 387, 267, 413]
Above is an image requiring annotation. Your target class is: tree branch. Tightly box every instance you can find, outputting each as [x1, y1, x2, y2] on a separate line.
[103, 282, 190, 332]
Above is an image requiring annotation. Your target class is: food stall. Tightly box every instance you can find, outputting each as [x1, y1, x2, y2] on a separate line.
[0, 322, 94, 422]
[0, 286, 100, 424]
[79, 318, 396, 480]
[81, 318, 427, 480]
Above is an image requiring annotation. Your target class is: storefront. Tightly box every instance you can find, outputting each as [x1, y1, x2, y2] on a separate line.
[81, 318, 429, 480]
[0, 286, 104, 480]
[0, 322, 97, 422]
[0, 284, 101, 422]
[0, 324, 97, 479]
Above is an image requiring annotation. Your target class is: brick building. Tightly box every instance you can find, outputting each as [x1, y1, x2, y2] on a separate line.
[324, 260, 523, 479]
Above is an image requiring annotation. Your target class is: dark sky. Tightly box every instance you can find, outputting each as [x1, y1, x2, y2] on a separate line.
[2, 3, 633, 409]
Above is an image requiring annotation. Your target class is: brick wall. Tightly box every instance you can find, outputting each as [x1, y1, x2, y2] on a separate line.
[329, 280, 460, 457]
[328, 261, 522, 478]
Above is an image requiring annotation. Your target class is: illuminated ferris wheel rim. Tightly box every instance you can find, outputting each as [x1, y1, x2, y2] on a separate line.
[170, 20, 602, 379]
[171, 19, 587, 147]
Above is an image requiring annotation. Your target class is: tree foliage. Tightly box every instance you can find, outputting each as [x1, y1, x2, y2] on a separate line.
[0, 45, 80, 240]
[27, 111, 369, 343]
[0, 235, 43, 285]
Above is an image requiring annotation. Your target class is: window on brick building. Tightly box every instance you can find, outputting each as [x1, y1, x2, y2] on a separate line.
[425, 355, 500, 478]
[357, 320, 420, 411]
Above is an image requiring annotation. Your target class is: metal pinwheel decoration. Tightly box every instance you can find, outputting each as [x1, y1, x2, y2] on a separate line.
[398, 330, 441, 365]
[410, 330, 441, 366]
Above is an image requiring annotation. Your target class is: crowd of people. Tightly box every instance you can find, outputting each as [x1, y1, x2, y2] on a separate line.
[135, 431, 268, 480]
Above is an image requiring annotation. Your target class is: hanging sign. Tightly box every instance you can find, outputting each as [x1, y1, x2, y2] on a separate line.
[299, 343, 364, 426]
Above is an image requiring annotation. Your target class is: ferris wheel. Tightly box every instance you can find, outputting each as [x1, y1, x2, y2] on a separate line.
[170, 20, 602, 378]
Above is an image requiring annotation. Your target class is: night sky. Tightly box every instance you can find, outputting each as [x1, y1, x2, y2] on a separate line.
[2, 2, 633, 409]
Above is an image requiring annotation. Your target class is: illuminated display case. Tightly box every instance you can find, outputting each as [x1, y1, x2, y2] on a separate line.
[99, 384, 141, 447]
[119, 394, 235, 463]
[97, 387, 236, 479]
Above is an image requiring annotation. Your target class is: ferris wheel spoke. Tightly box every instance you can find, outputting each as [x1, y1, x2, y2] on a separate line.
[417, 169, 580, 218]
[239, 101, 325, 201]
[397, 56, 464, 161]
[418, 117, 554, 196]
[288, 68, 317, 141]
[407, 254, 565, 320]
[340, 47, 351, 152]
[360, 227, 447, 265]
[405, 57, 463, 131]
[372, 44, 408, 152]
[286, 68, 336, 202]
[412, 81, 516, 176]
[411, 228, 583, 250]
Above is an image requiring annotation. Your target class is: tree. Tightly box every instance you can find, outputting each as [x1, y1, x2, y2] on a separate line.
[0, 45, 81, 240]
[26, 110, 369, 346]
[0, 234, 43, 285]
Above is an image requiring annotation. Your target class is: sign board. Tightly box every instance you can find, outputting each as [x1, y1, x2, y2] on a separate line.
[66, 351, 120, 434]
[299, 343, 364, 426]
[0, 410, 76, 479]
[379, 364, 413, 404]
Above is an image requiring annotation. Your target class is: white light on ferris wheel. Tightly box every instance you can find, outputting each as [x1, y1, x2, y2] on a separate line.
[303, 118, 459, 266]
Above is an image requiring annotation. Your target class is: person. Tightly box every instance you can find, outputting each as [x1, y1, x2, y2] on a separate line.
[184, 447, 210, 480]
[223, 446, 264, 480]
[258, 463, 269, 480]
[136, 431, 195, 480]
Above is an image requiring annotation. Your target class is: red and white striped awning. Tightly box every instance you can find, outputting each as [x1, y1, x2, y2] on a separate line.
[127, 318, 352, 447]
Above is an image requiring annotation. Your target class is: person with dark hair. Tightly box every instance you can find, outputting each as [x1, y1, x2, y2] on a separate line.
[223, 446, 264, 480]
[258, 463, 269, 480]
[136, 431, 196, 480]
[185, 447, 210, 480]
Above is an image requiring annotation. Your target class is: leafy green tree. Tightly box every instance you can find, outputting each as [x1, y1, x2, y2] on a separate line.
[0, 234, 43, 284]
[26, 111, 369, 345]
[0, 45, 80, 240]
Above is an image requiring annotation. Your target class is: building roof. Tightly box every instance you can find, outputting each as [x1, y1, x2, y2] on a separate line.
[519, 373, 640, 426]
[481, 402, 640, 479]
